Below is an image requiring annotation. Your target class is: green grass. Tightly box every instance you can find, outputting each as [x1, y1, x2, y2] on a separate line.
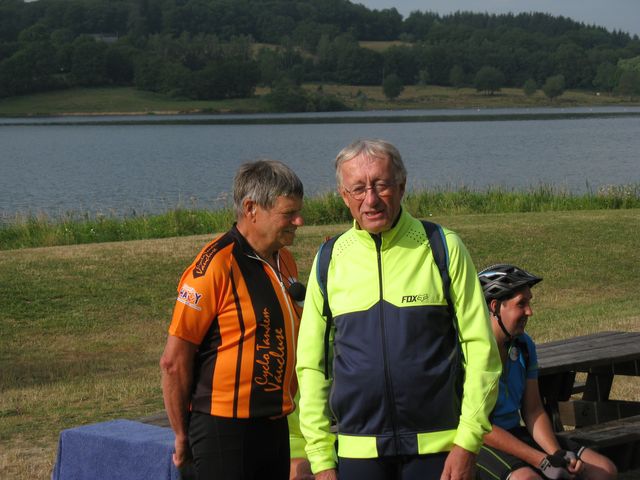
[3, 185, 640, 250]
[0, 86, 267, 116]
[0, 208, 237, 250]
[317, 83, 640, 110]
[0, 84, 638, 117]
[1, 209, 639, 478]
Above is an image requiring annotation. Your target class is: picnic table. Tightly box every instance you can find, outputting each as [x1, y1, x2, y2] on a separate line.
[536, 331, 640, 471]
[537, 330, 640, 429]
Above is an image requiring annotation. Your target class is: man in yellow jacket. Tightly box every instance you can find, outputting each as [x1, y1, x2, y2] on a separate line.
[296, 139, 501, 480]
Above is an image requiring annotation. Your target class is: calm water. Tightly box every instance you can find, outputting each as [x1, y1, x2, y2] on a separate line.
[1, 108, 639, 219]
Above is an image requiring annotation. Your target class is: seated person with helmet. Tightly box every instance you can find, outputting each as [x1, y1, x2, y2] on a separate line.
[475, 264, 617, 480]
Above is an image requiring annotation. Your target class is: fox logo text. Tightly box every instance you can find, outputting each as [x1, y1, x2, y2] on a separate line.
[401, 293, 430, 303]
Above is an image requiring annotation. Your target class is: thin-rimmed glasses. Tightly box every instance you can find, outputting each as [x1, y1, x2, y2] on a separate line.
[342, 181, 396, 201]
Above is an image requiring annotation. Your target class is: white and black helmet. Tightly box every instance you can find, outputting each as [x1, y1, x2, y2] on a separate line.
[478, 264, 542, 302]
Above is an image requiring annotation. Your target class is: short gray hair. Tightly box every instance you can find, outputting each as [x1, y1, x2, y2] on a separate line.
[233, 160, 303, 217]
[334, 139, 407, 187]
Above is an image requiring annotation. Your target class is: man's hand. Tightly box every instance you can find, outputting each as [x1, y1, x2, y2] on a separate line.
[172, 435, 192, 468]
[441, 445, 476, 480]
[314, 468, 338, 480]
[290, 457, 314, 480]
[539, 453, 571, 479]
[556, 448, 585, 476]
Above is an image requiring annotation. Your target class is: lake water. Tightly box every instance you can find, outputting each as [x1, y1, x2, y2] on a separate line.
[1, 107, 639, 220]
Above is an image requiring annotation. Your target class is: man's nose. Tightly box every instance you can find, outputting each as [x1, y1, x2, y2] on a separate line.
[292, 213, 304, 226]
[363, 187, 381, 203]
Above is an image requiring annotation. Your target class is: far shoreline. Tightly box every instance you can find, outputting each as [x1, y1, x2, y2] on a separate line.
[1, 85, 639, 118]
[2, 108, 640, 127]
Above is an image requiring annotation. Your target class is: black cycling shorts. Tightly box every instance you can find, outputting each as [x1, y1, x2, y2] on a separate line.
[188, 412, 289, 480]
[476, 426, 582, 480]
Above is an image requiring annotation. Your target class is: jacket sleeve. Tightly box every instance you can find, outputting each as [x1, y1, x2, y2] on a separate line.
[295, 255, 338, 473]
[288, 389, 308, 459]
[445, 230, 502, 453]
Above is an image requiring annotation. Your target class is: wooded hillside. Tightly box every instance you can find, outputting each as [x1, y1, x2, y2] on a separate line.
[1, 0, 639, 104]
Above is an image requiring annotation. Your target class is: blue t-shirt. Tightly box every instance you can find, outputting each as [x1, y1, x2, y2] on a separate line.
[491, 333, 539, 430]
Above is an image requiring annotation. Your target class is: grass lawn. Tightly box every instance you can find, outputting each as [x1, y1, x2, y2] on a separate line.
[311, 83, 640, 111]
[1, 209, 639, 478]
[0, 86, 267, 116]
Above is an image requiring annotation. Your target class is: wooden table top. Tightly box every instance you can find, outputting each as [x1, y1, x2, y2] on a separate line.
[537, 331, 640, 376]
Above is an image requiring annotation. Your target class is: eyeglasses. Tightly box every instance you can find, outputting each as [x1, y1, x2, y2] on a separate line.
[343, 181, 396, 201]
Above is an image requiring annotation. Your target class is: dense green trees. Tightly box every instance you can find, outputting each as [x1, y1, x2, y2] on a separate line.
[263, 80, 348, 112]
[128, 33, 261, 99]
[592, 62, 618, 92]
[1, 0, 639, 102]
[382, 73, 403, 99]
[474, 66, 505, 95]
[449, 65, 465, 88]
[543, 74, 566, 100]
[616, 70, 640, 97]
[0, 41, 59, 96]
[71, 37, 108, 86]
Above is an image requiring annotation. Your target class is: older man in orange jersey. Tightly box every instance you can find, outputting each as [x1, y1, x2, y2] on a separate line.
[160, 160, 311, 480]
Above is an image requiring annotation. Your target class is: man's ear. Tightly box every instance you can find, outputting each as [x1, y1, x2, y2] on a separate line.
[489, 298, 499, 316]
[339, 187, 350, 207]
[242, 199, 256, 219]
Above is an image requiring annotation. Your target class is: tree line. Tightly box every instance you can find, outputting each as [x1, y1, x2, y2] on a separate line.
[1, 0, 640, 108]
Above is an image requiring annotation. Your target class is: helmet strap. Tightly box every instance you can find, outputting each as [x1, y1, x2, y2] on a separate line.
[496, 315, 513, 341]
[492, 300, 513, 341]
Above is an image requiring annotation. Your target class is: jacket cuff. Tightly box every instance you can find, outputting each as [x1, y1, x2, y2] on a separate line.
[453, 419, 487, 454]
[306, 446, 338, 474]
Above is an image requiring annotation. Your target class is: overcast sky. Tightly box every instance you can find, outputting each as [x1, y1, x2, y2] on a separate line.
[355, 0, 640, 37]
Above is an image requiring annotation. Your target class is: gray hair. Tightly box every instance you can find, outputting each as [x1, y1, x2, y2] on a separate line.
[334, 139, 407, 187]
[233, 160, 303, 217]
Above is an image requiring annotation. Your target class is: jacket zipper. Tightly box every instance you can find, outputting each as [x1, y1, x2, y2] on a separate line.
[374, 233, 400, 454]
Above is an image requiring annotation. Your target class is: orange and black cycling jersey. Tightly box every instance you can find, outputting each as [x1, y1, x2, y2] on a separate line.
[168, 225, 302, 419]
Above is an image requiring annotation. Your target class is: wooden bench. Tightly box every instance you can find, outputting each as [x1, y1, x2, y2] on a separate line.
[139, 411, 172, 428]
[558, 399, 640, 428]
[557, 414, 640, 472]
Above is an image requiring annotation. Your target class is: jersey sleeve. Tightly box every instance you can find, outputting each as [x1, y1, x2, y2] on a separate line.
[168, 244, 228, 345]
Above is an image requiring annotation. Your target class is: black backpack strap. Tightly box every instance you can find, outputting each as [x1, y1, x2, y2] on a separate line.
[316, 234, 341, 379]
[421, 221, 453, 311]
[421, 220, 462, 341]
